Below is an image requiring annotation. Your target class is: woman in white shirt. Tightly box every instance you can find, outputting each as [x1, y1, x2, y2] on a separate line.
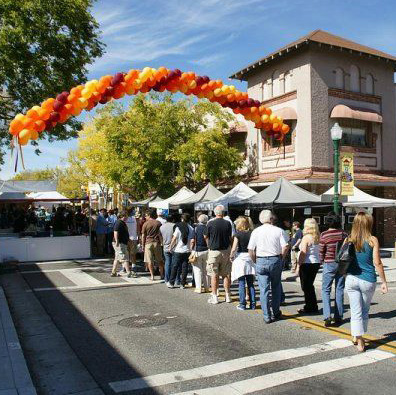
[296, 218, 321, 315]
[167, 213, 194, 289]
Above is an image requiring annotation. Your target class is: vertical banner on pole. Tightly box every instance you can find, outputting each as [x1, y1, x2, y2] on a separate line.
[340, 153, 354, 196]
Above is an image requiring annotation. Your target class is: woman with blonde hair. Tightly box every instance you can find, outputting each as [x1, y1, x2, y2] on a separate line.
[230, 216, 256, 310]
[297, 218, 321, 315]
[345, 212, 388, 352]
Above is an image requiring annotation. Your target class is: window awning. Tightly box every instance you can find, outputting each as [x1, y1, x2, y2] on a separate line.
[330, 104, 382, 123]
[273, 107, 297, 120]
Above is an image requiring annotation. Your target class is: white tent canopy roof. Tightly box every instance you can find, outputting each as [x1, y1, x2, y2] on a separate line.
[195, 182, 257, 210]
[321, 185, 396, 208]
[171, 183, 224, 208]
[149, 187, 194, 210]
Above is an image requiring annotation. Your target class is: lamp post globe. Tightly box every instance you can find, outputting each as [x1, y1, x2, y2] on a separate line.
[331, 122, 343, 215]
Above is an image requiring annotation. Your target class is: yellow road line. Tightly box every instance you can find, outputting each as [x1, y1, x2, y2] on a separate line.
[214, 290, 396, 355]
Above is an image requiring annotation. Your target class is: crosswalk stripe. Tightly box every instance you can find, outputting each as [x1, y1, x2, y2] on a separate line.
[60, 269, 104, 287]
[174, 349, 394, 395]
[108, 339, 351, 393]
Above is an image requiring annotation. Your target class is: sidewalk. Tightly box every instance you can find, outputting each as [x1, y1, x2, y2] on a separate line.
[0, 286, 36, 395]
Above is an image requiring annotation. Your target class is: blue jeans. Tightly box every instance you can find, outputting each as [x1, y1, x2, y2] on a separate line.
[345, 275, 376, 336]
[164, 251, 173, 283]
[170, 252, 189, 286]
[256, 256, 283, 321]
[238, 275, 256, 308]
[322, 262, 345, 320]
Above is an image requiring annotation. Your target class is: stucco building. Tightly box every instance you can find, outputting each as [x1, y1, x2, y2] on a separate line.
[230, 30, 396, 245]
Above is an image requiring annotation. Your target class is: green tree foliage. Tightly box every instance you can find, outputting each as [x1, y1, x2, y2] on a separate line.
[0, 0, 105, 161]
[12, 168, 58, 181]
[88, 94, 243, 199]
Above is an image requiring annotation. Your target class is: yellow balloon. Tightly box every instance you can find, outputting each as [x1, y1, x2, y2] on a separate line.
[81, 89, 92, 99]
[269, 114, 276, 122]
[189, 80, 197, 89]
[19, 129, 32, 140]
[229, 85, 236, 93]
[214, 88, 222, 97]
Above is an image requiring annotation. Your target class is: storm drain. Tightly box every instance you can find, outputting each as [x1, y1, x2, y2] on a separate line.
[118, 315, 168, 328]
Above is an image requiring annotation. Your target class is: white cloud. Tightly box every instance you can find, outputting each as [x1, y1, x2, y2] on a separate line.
[89, 0, 269, 73]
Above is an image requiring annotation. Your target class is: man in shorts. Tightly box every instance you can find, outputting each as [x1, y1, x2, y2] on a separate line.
[141, 208, 164, 281]
[204, 205, 232, 304]
[111, 211, 132, 278]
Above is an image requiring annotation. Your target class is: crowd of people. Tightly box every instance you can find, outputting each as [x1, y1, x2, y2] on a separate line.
[101, 204, 388, 353]
[0, 205, 89, 235]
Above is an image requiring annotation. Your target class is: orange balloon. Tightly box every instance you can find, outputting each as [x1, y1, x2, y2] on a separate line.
[63, 104, 74, 113]
[250, 107, 258, 114]
[35, 120, 46, 132]
[67, 93, 80, 104]
[226, 94, 235, 102]
[10, 119, 23, 133]
[15, 113, 25, 122]
[42, 98, 55, 110]
[37, 108, 50, 120]
[22, 117, 35, 129]
[18, 137, 29, 146]
[70, 86, 83, 97]
[30, 130, 39, 140]
[71, 106, 82, 116]
[265, 107, 272, 116]
[26, 106, 41, 120]
[281, 124, 290, 134]
[272, 122, 280, 131]
[59, 110, 69, 123]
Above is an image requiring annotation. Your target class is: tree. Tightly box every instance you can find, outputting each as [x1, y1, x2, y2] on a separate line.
[12, 168, 58, 181]
[0, 0, 105, 162]
[174, 127, 243, 188]
[92, 94, 243, 199]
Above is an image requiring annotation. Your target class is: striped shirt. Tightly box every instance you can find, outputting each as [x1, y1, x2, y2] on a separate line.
[319, 229, 347, 263]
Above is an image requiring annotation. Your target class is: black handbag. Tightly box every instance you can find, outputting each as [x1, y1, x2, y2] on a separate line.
[335, 240, 355, 275]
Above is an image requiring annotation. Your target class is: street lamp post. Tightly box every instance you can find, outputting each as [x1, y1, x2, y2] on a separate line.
[331, 122, 343, 215]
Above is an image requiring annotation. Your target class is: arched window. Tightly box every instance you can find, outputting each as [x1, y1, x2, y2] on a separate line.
[285, 72, 292, 92]
[365, 73, 374, 94]
[272, 70, 280, 97]
[263, 81, 271, 99]
[350, 65, 360, 92]
[335, 67, 344, 89]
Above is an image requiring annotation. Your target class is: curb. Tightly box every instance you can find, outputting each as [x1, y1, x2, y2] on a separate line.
[0, 286, 36, 395]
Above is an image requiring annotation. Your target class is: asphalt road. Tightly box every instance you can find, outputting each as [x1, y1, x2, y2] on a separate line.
[4, 258, 396, 394]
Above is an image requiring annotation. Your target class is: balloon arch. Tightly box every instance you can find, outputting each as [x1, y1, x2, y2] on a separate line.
[8, 67, 290, 147]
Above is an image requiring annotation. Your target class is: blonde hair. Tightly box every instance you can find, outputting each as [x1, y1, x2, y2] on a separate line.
[350, 212, 373, 252]
[303, 218, 320, 243]
[235, 216, 250, 232]
[198, 214, 208, 224]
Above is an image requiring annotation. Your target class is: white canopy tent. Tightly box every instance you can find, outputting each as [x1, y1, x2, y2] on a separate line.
[149, 187, 194, 210]
[195, 182, 257, 211]
[27, 191, 70, 208]
[322, 185, 396, 208]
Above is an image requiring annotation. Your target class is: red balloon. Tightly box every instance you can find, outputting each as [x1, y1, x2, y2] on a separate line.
[247, 98, 255, 107]
[49, 112, 60, 123]
[53, 100, 65, 112]
[56, 92, 69, 103]
[111, 72, 124, 86]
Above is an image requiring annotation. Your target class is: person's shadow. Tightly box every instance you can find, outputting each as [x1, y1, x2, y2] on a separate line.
[367, 331, 396, 353]
[369, 309, 396, 320]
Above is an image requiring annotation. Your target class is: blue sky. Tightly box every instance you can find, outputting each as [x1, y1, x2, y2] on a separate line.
[2, 0, 396, 179]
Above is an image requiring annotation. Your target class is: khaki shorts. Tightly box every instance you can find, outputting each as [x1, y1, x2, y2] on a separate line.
[113, 242, 129, 262]
[144, 242, 164, 265]
[207, 249, 231, 277]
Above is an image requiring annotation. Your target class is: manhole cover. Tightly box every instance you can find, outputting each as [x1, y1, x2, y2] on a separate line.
[118, 315, 168, 328]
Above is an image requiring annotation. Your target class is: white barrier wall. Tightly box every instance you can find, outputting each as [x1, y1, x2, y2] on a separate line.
[0, 236, 91, 262]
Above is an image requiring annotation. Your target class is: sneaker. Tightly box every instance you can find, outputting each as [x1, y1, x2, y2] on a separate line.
[207, 295, 219, 304]
[225, 294, 232, 303]
[131, 272, 138, 278]
[180, 285, 185, 289]
[236, 305, 246, 311]
[167, 283, 175, 289]
[273, 311, 283, 321]
[250, 304, 256, 310]
[333, 318, 343, 327]
[324, 318, 332, 327]
[264, 318, 274, 324]
[194, 288, 202, 293]
[110, 273, 118, 277]
[127, 273, 132, 278]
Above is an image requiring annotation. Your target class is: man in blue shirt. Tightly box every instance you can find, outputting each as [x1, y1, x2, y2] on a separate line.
[96, 209, 108, 256]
